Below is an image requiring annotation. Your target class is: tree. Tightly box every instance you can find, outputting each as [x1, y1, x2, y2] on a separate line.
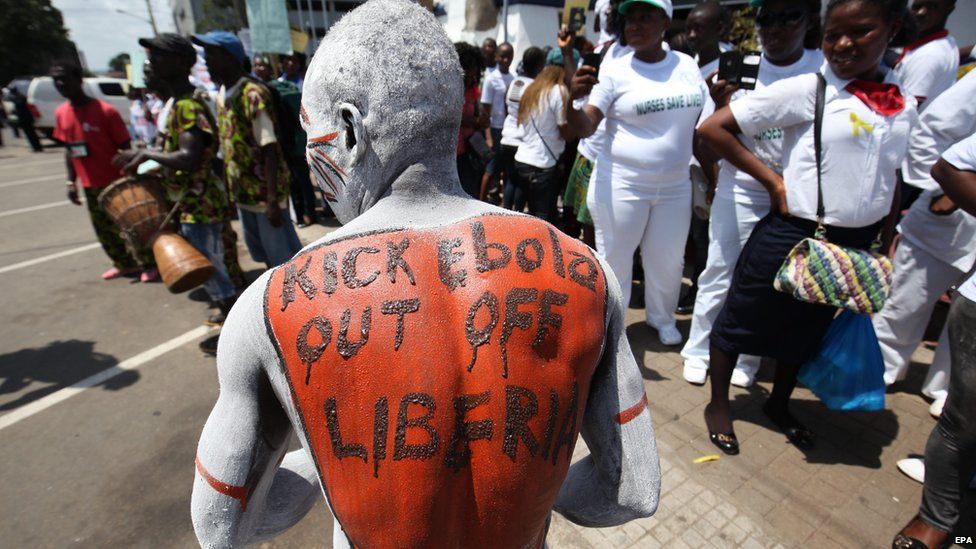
[0, 0, 75, 84]
[196, 0, 244, 33]
[108, 53, 131, 73]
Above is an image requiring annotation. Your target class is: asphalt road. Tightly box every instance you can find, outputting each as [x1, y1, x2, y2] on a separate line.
[0, 133, 333, 548]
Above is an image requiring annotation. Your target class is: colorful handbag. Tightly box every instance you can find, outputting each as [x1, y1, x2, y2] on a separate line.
[773, 74, 893, 315]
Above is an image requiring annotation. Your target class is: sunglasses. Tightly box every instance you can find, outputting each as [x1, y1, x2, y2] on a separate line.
[756, 7, 807, 27]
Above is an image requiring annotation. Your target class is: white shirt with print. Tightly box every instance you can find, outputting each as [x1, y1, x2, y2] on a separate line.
[729, 66, 918, 227]
[893, 33, 959, 106]
[589, 50, 708, 188]
[716, 49, 824, 203]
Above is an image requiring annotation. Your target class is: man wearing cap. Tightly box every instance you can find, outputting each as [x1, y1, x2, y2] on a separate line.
[113, 33, 238, 354]
[192, 31, 303, 269]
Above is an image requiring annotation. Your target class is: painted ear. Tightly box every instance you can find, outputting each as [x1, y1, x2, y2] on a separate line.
[338, 102, 366, 164]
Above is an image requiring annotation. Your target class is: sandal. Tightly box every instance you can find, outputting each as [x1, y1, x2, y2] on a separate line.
[709, 432, 739, 455]
[763, 402, 815, 449]
[892, 533, 928, 549]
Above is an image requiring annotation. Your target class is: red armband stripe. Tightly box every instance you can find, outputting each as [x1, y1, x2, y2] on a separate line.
[614, 393, 648, 425]
[195, 455, 249, 512]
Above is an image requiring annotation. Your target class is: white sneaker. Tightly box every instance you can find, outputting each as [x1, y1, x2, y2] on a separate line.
[929, 395, 946, 419]
[897, 458, 924, 483]
[683, 364, 707, 385]
[730, 368, 755, 388]
[657, 324, 683, 346]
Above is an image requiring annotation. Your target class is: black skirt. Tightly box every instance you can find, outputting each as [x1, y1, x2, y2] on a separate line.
[710, 212, 884, 364]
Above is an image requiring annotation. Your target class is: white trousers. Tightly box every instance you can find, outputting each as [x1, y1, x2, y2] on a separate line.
[872, 236, 959, 399]
[588, 178, 692, 328]
[681, 194, 767, 375]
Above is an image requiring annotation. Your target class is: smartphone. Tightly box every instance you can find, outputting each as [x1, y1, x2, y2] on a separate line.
[582, 52, 602, 70]
[717, 50, 761, 90]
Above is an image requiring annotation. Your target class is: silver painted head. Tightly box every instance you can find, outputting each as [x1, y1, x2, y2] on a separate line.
[301, 0, 463, 224]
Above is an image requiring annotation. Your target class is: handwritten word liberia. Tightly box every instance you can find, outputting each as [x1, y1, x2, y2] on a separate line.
[634, 93, 703, 116]
[324, 383, 580, 478]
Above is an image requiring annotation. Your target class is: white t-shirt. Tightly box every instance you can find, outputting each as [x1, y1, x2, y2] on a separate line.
[897, 70, 976, 270]
[902, 70, 976, 192]
[695, 42, 731, 79]
[577, 41, 632, 161]
[893, 32, 959, 107]
[481, 67, 515, 129]
[941, 133, 976, 300]
[729, 66, 918, 227]
[589, 50, 707, 187]
[716, 49, 824, 203]
[501, 76, 532, 147]
[514, 86, 568, 169]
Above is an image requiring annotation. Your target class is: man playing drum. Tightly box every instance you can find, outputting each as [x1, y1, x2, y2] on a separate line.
[189, 2, 661, 547]
[113, 34, 236, 354]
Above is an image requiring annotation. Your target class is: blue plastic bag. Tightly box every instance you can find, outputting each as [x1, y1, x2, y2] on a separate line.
[798, 310, 886, 411]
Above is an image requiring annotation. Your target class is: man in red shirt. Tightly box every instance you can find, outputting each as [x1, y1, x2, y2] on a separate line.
[52, 61, 155, 281]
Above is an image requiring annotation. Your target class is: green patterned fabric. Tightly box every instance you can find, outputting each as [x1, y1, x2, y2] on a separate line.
[162, 95, 228, 224]
[564, 152, 594, 225]
[217, 78, 291, 207]
[84, 186, 154, 269]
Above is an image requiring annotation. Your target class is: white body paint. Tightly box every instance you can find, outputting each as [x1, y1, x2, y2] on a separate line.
[190, 1, 661, 546]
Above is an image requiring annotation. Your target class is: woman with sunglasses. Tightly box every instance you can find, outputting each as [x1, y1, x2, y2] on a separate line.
[567, 0, 708, 347]
[681, 0, 823, 389]
[698, 0, 918, 455]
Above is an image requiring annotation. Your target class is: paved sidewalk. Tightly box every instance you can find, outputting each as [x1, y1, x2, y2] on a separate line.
[546, 307, 972, 548]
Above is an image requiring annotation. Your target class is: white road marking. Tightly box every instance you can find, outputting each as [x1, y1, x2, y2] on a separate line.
[0, 325, 215, 432]
[0, 200, 71, 218]
[0, 242, 101, 274]
[0, 174, 60, 189]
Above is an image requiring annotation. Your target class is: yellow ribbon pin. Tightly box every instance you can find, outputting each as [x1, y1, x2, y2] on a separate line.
[850, 112, 874, 137]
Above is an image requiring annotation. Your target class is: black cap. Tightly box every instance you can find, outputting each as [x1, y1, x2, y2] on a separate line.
[139, 33, 197, 62]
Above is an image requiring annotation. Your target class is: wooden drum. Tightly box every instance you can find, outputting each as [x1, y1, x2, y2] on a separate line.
[98, 174, 214, 293]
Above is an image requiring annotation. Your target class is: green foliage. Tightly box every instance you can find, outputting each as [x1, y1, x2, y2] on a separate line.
[728, 6, 759, 51]
[108, 53, 131, 73]
[0, 0, 74, 84]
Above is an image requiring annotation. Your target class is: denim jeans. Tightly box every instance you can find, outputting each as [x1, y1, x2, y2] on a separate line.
[238, 208, 304, 268]
[179, 223, 237, 301]
[919, 294, 976, 533]
[514, 161, 559, 224]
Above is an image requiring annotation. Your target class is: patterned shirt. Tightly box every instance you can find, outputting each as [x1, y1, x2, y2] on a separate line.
[162, 95, 228, 225]
[216, 78, 291, 207]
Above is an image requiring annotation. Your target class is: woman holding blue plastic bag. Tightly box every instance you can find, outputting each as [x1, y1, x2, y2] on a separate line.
[892, 133, 976, 549]
[696, 0, 917, 455]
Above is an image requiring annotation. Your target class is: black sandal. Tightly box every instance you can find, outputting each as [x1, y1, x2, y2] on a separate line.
[709, 432, 740, 455]
[763, 402, 815, 449]
[892, 533, 928, 549]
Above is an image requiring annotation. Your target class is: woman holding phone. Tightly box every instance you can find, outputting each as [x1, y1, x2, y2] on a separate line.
[680, 0, 824, 388]
[698, 0, 917, 455]
[567, 0, 708, 347]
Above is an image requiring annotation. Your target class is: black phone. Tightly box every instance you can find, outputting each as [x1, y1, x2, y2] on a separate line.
[717, 50, 761, 90]
[582, 52, 602, 70]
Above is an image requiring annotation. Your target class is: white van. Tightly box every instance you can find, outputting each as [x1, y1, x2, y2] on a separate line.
[27, 77, 130, 138]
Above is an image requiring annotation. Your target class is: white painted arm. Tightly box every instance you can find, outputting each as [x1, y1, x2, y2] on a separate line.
[191, 277, 319, 547]
[553, 266, 661, 527]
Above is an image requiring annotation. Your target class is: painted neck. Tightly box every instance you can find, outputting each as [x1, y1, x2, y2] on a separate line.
[386, 156, 465, 199]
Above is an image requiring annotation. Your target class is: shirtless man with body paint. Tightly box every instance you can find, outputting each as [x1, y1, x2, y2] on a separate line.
[190, 1, 660, 546]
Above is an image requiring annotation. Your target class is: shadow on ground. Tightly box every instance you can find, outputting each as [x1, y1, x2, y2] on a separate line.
[0, 340, 136, 411]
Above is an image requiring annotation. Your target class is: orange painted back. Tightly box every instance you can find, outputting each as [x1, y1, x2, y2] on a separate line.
[265, 214, 608, 548]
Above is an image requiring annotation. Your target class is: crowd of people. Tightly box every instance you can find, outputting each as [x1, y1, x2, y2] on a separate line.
[26, 0, 976, 544]
[454, 0, 974, 545]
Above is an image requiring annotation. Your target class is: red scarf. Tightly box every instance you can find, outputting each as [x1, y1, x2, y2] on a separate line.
[845, 80, 905, 116]
[894, 29, 950, 66]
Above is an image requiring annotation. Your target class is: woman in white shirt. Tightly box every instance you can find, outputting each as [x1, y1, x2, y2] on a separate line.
[566, 0, 708, 346]
[698, 0, 917, 455]
[895, 131, 976, 549]
[681, 0, 824, 389]
[499, 47, 546, 212]
[513, 64, 570, 223]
